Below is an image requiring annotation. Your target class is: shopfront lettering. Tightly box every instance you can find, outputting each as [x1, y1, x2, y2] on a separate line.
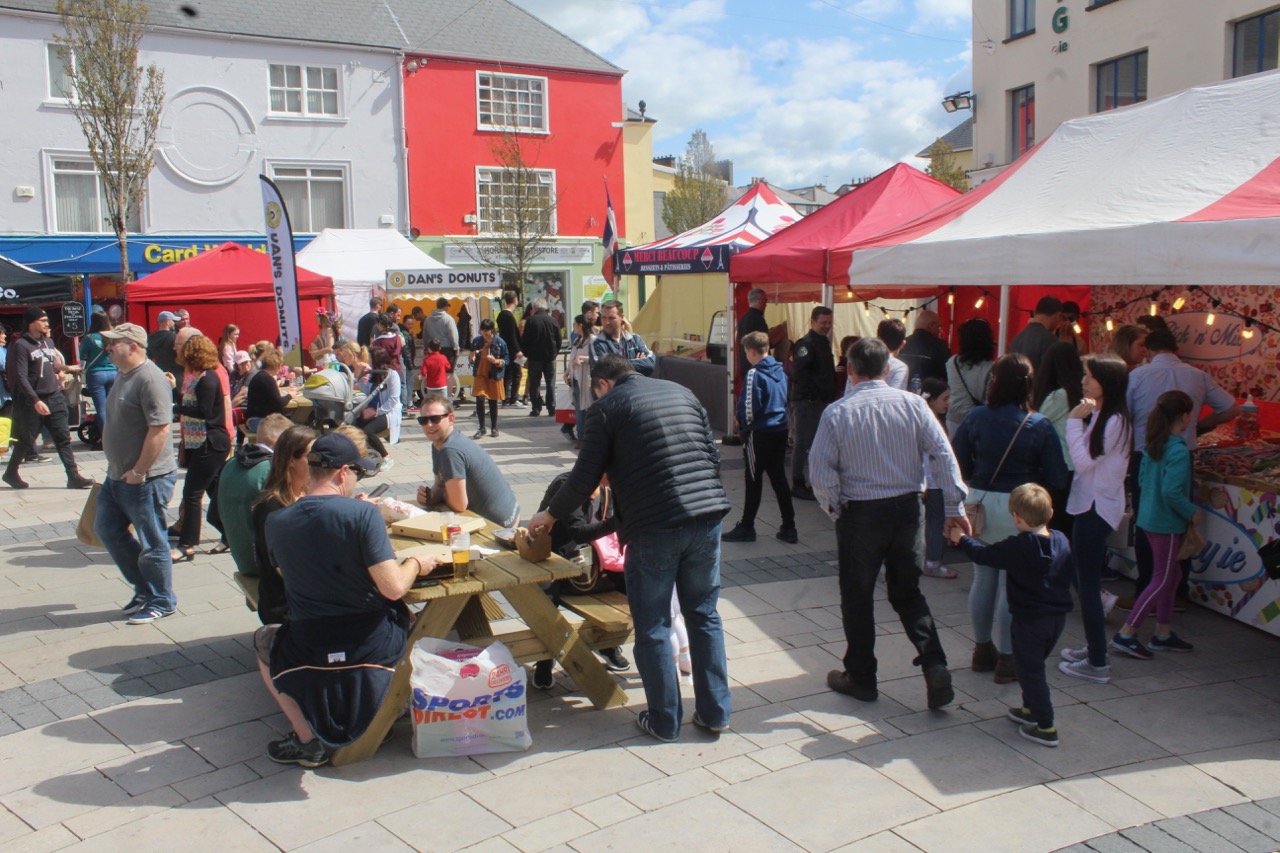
[143, 243, 268, 265]
[1191, 537, 1249, 576]
[1052, 6, 1069, 33]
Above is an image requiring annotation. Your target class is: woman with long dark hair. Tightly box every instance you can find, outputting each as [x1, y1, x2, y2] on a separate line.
[945, 318, 995, 437]
[354, 347, 400, 466]
[78, 312, 118, 436]
[172, 335, 230, 561]
[1032, 342, 1084, 534]
[251, 425, 317, 625]
[1059, 355, 1131, 683]
[952, 353, 1070, 683]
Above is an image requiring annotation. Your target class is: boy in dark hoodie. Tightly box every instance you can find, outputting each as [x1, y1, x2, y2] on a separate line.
[724, 331, 796, 544]
[950, 482, 1073, 747]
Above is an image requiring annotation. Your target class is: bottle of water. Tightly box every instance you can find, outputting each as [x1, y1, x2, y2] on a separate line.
[909, 374, 922, 395]
[1237, 395, 1259, 441]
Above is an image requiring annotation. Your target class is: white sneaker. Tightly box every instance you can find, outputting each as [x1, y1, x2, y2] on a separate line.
[1101, 590, 1118, 615]
[1060, 646, 1088, 663]
[1058, 658, 1111, 684]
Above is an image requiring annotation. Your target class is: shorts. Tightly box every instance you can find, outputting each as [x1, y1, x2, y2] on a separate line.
[254, 623, 282, 665]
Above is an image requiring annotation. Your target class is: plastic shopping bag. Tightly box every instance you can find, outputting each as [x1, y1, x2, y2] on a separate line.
[410, 637, 531, 758]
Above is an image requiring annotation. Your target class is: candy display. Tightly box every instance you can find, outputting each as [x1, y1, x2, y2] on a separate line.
[1192, 439, 1280, 491]
[1186, 478, 1280, 637]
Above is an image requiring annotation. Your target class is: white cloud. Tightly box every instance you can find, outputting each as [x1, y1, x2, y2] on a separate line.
[915, 0, 971, 27]
[658, 0, 726, 29]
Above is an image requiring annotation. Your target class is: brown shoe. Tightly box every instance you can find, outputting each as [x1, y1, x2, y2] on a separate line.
[971, 641, 998, 672]
[827, 670, 878, 702]
[994, 653, 1018, 684]
[923, 664, 954, 709]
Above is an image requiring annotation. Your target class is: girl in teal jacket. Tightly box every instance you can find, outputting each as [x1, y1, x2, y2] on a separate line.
[1113, 390, 1199, 660]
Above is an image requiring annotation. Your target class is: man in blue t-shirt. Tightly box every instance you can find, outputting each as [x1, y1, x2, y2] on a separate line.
[254, 432, 444, 768]
[414, 392, 520, 528]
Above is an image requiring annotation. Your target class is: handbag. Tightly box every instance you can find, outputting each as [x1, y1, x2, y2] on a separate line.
[76, 482, 103, 547]
[963, 413, 1032, 538]
[1177, 523, 1205, 561]
[0, 415, 11, 454]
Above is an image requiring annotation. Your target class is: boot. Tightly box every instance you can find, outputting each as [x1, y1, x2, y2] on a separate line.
[994, 653, 1018, 684]
[971, 641, 998, 672]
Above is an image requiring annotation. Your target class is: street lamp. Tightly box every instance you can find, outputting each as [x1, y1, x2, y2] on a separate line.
[941, 91, 975, 113]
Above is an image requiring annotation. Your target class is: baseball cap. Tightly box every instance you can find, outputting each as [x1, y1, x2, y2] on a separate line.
[233, 349, 251, 365]
[158, 311, 180, 323]
[101, 323, 148, 347]
[307, 433, 378, 471]
[23, 306, 48, 326]
[91, 304, 106, 315]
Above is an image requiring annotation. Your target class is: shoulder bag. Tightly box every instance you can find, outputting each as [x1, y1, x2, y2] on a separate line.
[963, 412, 1032, 537]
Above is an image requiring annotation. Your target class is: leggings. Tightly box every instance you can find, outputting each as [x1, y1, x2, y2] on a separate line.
[476, 398, 497, 431]
[356, 413, 390, 459]
[1129, 530, 1183, 630]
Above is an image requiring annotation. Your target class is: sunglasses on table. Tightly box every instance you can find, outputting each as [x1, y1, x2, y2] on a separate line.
[417, 413, 449, 425]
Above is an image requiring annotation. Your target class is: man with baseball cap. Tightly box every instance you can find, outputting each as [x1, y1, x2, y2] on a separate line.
[253, 432, 445, 767]
[147, 311, 181, 378]
[94, 322, 181, 623]
[4, 307, 93, 490]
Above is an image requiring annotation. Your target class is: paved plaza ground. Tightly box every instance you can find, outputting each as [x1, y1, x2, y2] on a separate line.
[1, 405, 1279, 852]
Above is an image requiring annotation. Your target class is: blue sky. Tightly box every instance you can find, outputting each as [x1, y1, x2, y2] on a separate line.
[510, 0, 974, 190]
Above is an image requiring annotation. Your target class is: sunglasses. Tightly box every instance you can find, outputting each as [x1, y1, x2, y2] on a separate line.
[417, 413, 449, 425]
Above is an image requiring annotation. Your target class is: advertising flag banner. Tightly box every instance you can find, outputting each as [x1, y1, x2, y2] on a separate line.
[260, 176, 303, 366]
[601, 185, 619, 285]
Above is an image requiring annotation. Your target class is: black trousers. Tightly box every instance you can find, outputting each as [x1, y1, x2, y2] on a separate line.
[741, 430, 794, 529]
[1011, 611, 1066, 729]
[524, 359, 556, 414]
[355, 413, 390, 458]
[6, 392, 78, 480]
[475, 398, 498, 431]
[836, 493, 946, 685]
[504, 360, 522, 403]
[179, 444, 224, 548]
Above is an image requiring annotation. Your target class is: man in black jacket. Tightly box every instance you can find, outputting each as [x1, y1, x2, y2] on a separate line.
[4, 307, 93, 490]
[898, 310, 951, 383]
[519, 298, 561, 416]
[789, 306, 835, 500]
[527, 355, 732, 742]
[496, 291, 523, 406]
[357, 296, 384, 349]
[736, 288, 769, 383]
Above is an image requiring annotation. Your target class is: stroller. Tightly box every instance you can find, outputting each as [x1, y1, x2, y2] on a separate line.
[301, 363, 368, 429]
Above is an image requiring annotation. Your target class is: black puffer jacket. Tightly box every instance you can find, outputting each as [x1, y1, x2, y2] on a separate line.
[520, 311, 561, 362]
[548, 373, 729, 539]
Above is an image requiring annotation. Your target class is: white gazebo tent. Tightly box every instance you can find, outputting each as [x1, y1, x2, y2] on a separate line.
[297, 228, 449, 327]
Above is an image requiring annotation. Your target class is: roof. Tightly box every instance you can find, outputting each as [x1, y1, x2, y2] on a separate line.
[0, 0, 620, 74]
[916, 116, 974, 157]
[125, 242, 332, 302]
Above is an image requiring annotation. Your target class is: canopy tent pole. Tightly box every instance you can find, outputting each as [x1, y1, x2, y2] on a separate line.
[998, 284, 1011, 356]
[725, 275, 738, 443]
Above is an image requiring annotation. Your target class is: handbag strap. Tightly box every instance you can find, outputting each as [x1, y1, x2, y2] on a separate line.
[990, 413, 1032, 485]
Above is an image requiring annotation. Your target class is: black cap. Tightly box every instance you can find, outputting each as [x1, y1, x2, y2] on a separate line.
[306, 433, 378, 471]
[23, 306, 48, 326]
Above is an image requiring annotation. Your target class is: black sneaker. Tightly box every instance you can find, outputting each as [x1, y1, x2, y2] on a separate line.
[924, 664, 954, 710]
[1019, 724, 1059, 748]
[1150, 633, 1194, 652]
[267, 732, 329, 767]
[791, 484, 816, 501]
[472, 428, 486, 439]
[1110, 633, 1153, 660]
[1007, 706, 1036, 725]
[67, 474, 95, 490]
[721, 523, 756, 543]
[827, 669, 878, 702]
[635, 710, 678, 743]
[598, 647, 630, 671]
[531, 660, 554, 689]
[776, 526, 799, 544]
[2, 472, 29, 490]
[121, 595, 147, 616]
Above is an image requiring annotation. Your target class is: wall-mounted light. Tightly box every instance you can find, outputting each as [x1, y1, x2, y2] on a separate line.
[947, 287, 955, 305]
[1243, 318, 1255, 339]
[1206, 311, 1216, 326]
[1105, 317, 1114, 332]
[974, 295, 984, 309]
[941, 91, 975, 113]
[405, 58, 421, 75]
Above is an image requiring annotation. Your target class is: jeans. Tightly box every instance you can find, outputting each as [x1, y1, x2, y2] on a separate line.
[572, 380, 584, 440]
[525, 359, 556, 414]
[179, 444, 223, 548]
[836, 493, 947, 684]
[85, 368, 117, 431]
[624, 516, 731, 740]
[791, 399, 825, 486]
[5, 391, 80, 481]
[741, 430, 793, 529]
[1012, 612, 1065, 729]
[968, 489, 1013, 654]
[924, 488, 945, 563]
[397, 364, 412, 410]
[96, 473, 178, 611]
[1070, 507, 1113, 667]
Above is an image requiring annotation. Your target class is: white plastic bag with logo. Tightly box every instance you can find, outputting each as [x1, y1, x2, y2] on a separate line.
[409, 637, 531, 758]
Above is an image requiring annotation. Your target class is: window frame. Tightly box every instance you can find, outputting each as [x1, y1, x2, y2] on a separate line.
[1009, 0, 1035, 38]
[1094, 49, 1148, 112]
[1233, 8, 1280, 78]
[264, 160, 351, 233]
[474, 166, 557, 235]
[44, 151, 145, 235]
[46, 42, 76, 103]
[1010, 84, 1036, 160]
[476, 71, 550, 134]
[266, 63, 342, 118]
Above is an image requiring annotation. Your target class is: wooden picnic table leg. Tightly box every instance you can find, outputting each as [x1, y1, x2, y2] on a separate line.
[329, 595, 472, 767]
[501, 584, 628, 710]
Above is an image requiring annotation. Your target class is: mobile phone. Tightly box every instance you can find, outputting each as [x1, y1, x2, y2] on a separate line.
[411, 577, 440, 589]
[368, 482, 390, 499]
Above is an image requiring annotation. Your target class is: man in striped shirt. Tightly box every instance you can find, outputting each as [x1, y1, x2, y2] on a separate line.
[810, 337, 970, 710]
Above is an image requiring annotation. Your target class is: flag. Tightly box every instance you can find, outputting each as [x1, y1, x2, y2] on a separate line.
[259, 175, 303, 367]
[601, 185, 619, 286]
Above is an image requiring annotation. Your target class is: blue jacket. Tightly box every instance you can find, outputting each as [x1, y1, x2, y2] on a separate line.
[737, 355, 788, 434]
[952, 404, 1069, 494]
[471, 334, 508, 380]
[1137, 435, 1197, 533]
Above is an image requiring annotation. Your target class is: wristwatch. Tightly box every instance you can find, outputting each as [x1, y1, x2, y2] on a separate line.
[130, 470, 145, 482]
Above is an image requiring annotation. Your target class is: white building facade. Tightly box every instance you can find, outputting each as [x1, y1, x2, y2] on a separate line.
[969, 0, 1279, 184]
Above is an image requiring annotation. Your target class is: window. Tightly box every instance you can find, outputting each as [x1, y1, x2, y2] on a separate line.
[268, 64, 339, 116]
[1010, 84, 1035, 159]
[269, 164, 346, 231]
[47, 43, 75, 100]
[1234, 9, 1280, 77]
[477, 72, 548, 132]
[1095, 50, 1148, 111]
[50, 158, 142, 233]
[1009, 0, 1035, 37]
[476, 168, 555, 233]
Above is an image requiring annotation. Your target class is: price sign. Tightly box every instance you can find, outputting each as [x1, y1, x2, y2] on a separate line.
[62, 301, 87, 336]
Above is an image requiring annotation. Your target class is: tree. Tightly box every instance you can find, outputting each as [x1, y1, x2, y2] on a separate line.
[459, 129, 559, 297]
[55, 0, 165, 280]
[924, 138, 969, 192]
[662, 129, 728, 235]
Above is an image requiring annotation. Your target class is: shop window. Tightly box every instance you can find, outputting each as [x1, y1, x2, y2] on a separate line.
[268, 64, 340, 116]
[1009, 0, 1035, 37]
[47, 43, 75, 100]
[476, 168, 555, 234]
[1095, 50, 1148, 112]
[1010, 84, 1035, 159]
[477, 72, 548, 132]
[1233, 9, 1280, 77]
[267, 163, 347, 231]
[50, 158, 141, 233]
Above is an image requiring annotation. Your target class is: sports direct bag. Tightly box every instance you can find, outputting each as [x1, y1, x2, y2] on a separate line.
[410, 637, 532, 758]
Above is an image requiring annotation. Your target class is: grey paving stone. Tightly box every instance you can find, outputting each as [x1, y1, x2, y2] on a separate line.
[1223, 802, 1280, 839]
[45, 693, 94, 720]
[0, 711, 20, 736]
[1154, 816, 1248, 853]
[149, 650, 194, 670]
[173, 663, 218, 686]
[1196, 807, 1280, 847]
[79, 686, 127, 710]
[1254, 797, 1280, 821]
[9, 703, 58, 729]
[741, 570, 773, 585]
[178, 643, 222, 664]
[56, 671, 106, 693]
[1054, 845, 1095, 853]
[23, 680, 70, 701]
[112, 677, 159, 699]
[204, 657, 251, 678]
[1119, 825, 1197, 853]
[118, 657, 166, 678]
[143, 671, 189, 694]
[1083, 833, 1144, 852]
[0, 687, 39, 711]
[89, 668, 126, 683]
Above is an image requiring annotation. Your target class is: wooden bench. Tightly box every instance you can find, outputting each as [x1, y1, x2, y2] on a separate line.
[234, 572, 259, 611]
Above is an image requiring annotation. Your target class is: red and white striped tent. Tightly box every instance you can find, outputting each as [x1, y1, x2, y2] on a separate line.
[837, 70, 1280, 298]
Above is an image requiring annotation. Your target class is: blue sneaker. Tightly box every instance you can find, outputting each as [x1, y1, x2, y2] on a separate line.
[1110, 633, 1153, 661]
[126, 606, 175, 625]
[1149, 633, 1194, 652]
